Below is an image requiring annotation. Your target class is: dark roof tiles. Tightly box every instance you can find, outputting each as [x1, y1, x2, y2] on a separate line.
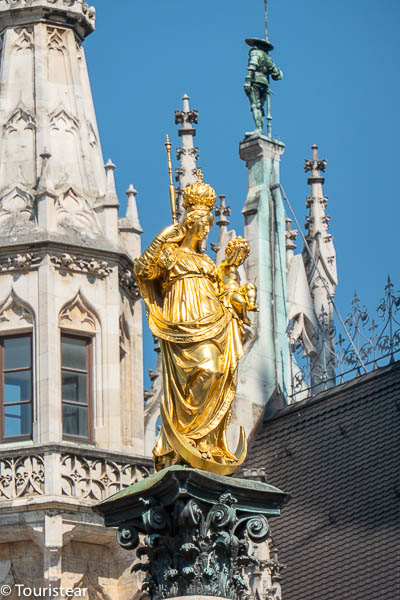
[244, 362, 400, 600]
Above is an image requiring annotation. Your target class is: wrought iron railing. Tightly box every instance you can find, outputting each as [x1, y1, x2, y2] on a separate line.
[289, 276, 400, 401]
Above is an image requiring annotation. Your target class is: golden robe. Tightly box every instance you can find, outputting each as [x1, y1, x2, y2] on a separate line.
[134, 237, 244, 468]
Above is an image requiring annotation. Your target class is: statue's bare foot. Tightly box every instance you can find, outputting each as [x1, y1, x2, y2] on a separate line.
[242, 315, 253, 326]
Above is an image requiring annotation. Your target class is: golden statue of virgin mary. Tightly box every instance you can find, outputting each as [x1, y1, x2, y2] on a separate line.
[134, 170, 255, 475]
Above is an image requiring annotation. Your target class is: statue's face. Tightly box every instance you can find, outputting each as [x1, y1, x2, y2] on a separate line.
[229, 246, 248, 266]
[190, 214, 213, 241]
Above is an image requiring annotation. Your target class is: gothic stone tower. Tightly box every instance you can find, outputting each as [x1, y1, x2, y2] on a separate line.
[0, 0, 150, 594]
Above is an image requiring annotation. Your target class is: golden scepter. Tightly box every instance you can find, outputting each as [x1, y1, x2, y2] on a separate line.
[165, 134, 177, 224]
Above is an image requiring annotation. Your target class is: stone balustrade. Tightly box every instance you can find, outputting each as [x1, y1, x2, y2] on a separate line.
[0, 444, 152, 502]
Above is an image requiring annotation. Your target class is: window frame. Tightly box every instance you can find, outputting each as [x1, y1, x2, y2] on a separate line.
[61, 332, 93, 443]
[0, 332, 33, 443]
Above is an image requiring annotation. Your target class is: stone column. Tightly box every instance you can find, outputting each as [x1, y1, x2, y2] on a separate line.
[236, 134, 290, 427]
[95, 466, 288, 600]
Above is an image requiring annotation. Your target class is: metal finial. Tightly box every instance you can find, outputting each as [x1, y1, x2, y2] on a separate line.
[264, 0, 269, 42]
[196, 168, 204, 182]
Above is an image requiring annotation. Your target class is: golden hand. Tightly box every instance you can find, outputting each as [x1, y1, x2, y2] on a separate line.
[158, 223, 184, 244]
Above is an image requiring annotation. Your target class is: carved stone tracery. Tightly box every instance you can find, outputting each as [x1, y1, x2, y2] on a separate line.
[0, 455, 44, 499]
[13, 27, 33, 52]
[59, 290, 97, 332]
[49, 104, 79, 134]
[0, 288, 34, 328]
[0, 185, 35, 230]
[4, 106, 36, 134]
[47, 26, 67, 52]
[0, 450, 151, 501]
[55, 187, 102, 236]
[61, 454, 150, 501]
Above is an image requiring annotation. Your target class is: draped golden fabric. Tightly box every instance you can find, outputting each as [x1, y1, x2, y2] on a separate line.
[135, 243, 246, 473]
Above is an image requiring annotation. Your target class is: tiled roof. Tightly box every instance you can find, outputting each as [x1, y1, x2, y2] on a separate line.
[244, 361, 400, 600]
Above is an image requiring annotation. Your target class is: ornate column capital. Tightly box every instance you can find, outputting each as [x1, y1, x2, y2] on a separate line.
[95, 466, 288, 600]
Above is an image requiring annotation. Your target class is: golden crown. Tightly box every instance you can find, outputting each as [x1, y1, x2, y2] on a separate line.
[183, 169, 216, 213]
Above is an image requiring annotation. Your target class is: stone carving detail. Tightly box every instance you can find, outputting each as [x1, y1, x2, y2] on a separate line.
[59, 290, 97, 332]
[176, 147, 199, 161]
[0, 289, 34, 328]
[47, 26, 67, 52]
[0, 0, 95, 24]
[4, 105, 36, 134]
[61, 454, 151, 501]
[304, 157, 327, 173]
[51, 253, 112, 278]
[175, 107, 198, 125]
[87, 121, 98, 148]
[0, 455, 44, 499]
[119, 267, 140, 299]
[55, 187, 102, 236]
[244, 545, 284, 600]
[0, 185, 35, 230]
[13, 27, 33, 52]
[50, 105, 79, 134]
[122, 491, 270, 600]
[0, 252, 41, 272]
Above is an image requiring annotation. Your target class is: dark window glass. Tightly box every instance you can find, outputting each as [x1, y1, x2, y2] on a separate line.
[62, 372, 87, 404]
[1, 334, 33, 441]
[62, 404, 88, 438]
[62, 337, 87, 371]
[4, 336, 31, 370]
[61, 335, 91, 439]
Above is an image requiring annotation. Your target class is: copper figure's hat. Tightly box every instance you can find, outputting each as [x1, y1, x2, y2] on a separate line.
[245, 37, 274, 52]
[183, 169, 216, 214]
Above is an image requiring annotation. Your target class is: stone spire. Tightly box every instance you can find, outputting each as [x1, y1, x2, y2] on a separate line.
[103, 158, 120, 243]
[125, 184, 143, 234]
[303, 144, 338, 387]
[0, 0, 117, 245]
[118, 183, 143, 267]
[174, 94, 199, 222]
[212, 193, 237, 265]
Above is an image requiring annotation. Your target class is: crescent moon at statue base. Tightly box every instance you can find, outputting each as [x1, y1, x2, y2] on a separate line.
[160, 395, 247, 476]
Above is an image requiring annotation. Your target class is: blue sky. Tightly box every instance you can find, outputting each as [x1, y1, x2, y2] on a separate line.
[85, 1, 400, 385]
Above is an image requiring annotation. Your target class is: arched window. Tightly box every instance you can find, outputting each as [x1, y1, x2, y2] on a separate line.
[61, 333, 92, 439]
[59, 291, 98, 441]
[0, 290, 35, 442]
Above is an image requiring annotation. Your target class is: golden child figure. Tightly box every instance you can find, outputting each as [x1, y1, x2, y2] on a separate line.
[217, 237, 259, 327]
[134, 170, 257, 475]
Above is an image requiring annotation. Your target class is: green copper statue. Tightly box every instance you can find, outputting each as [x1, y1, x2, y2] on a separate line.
[244, 37, 283, 135]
